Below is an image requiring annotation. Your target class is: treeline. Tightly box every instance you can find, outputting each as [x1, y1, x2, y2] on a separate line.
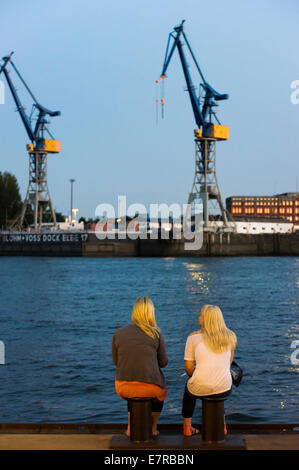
[0, 172, 22, 228]
[0, 171, 65, 229]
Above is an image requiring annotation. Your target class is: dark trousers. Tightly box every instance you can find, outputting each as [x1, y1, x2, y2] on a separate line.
[182, 383, 231, 418]
[127, 399, 164, 413]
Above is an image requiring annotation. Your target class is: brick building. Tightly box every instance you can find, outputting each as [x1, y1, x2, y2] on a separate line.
[226, 192, 299, 225]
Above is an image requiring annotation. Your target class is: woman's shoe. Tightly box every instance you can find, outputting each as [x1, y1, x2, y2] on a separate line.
[183, 424, 199, 436]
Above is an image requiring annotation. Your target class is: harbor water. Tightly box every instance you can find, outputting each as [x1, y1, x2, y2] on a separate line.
[0, 256, 298, 424]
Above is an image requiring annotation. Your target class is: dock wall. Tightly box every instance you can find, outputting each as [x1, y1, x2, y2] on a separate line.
[0, 232, 298, 257]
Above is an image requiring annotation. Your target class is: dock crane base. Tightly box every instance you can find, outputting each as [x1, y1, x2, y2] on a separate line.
[188, 136, 231, 231]
[10, 150, 57, 230]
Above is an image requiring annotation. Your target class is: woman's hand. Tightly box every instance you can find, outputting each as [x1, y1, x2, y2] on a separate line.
[185, 360, 195, 377]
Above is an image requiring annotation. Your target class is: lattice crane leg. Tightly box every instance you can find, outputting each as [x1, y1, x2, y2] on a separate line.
[188, 137, 229, 229]
[17, 151, 57, 229]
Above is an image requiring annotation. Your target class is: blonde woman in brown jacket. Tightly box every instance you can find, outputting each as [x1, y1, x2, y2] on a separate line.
[112, 297, 168, 437]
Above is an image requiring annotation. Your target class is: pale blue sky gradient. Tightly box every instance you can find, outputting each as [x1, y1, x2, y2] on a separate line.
[0, 0, 298, 218]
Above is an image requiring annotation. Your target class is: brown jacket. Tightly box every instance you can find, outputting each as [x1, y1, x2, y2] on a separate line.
[112, 324, 168, 389]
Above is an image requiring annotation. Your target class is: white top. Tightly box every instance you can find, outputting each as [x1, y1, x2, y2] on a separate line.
[184, 331, 232, 396]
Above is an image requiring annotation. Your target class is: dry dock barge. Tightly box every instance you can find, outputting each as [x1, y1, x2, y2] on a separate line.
[0, 232, 298, 257]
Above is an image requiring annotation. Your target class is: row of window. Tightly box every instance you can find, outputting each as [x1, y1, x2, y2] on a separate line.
[231, 201, 296, 207]
[231, 207, 295, 216]
[281, 201, 294, 206]
[231, 204, 297, 211]
[232, 197, 280, 201]
[231, 198, 299, 205]
[238, 226, 292, 232]
[231, 208, 243, 214]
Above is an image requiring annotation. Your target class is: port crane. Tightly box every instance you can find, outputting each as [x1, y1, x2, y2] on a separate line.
[156, 20, 231, 229]
[0, 52, 61, 229]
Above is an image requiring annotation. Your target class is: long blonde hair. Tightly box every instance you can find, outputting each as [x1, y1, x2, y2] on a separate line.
[132, 297, 160, 339]
[200, 305, 237, 353]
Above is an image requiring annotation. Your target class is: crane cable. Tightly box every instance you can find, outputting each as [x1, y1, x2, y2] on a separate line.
[155, 77, 165, 124]
[161, 78, 165, 119]
[156, 86, 159, 125]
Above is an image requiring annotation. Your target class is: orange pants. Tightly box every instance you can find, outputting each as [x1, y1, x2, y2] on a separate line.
[115, 380, 167, 403]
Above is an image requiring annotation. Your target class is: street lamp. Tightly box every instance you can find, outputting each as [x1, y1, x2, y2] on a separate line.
[70, 178, 75, 224]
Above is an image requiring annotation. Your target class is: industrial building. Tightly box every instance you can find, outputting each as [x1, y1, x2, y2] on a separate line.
[226, 193, 299, 226]
[210, 217, 293, 234]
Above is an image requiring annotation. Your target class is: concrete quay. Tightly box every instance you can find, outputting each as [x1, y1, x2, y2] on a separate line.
[0, 423, 298, 450]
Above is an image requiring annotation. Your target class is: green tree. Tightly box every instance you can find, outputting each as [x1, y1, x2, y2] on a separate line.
[0, 171, 22, 228]
[55, 211, 66, 223]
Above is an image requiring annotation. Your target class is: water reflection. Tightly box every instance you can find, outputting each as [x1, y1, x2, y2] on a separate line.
[183, 262, 211, 294]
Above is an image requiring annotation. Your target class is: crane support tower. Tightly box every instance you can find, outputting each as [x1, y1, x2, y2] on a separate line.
[0, 52, 61, 230]
[156, 20, 231, 230]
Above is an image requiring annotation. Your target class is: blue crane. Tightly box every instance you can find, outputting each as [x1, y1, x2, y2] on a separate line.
[0, 52, 61, 229]
[156, 21, 231, 229]
[156, 20, 229, 140]
[0, 52, 61, 153]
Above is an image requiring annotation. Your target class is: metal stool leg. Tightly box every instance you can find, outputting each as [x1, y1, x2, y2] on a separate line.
[129, 398, 153, 443]
[201, 397, 225, 444]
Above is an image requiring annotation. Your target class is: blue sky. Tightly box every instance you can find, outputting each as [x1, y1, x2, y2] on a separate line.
[0, 0, 298, 218]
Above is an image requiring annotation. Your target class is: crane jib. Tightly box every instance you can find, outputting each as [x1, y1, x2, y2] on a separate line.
[0, 52, 61, 151]
[156, 21, 229, 140]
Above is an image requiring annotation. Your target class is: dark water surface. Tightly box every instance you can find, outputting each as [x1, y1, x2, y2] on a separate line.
[0, 256, 298, 424]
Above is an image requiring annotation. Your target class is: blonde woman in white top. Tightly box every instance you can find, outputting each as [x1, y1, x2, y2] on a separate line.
[182, 305, 237, 436]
